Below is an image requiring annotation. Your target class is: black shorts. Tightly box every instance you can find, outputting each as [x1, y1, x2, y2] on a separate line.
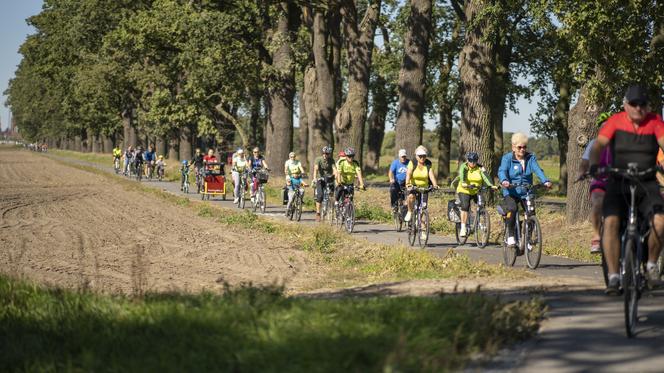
[457, 193, 478, 212]
[603, 179, 664, 218]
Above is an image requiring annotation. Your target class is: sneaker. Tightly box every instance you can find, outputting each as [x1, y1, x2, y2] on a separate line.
[646, 266, 662, 289]
[404, 211, 412, 222]
[251, 196, 256, 203]
[315, 213, 321, 222]
[506, 236, 516, 246]
[590, 239, 601, 254]
[233, 198, 239, 204]
[420, 231, 428, 241]
[605, 275, 621, 295]
[459, 226, 468, 237]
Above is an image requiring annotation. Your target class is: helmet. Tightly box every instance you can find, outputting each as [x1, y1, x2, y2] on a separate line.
[338, 150, 346, 158]
[344, 147, 355, 157]
[322, 146, 332, 154]
[596, 112, 611, 126]
[182, 160, 188, 165]
[465, 152, 479, 163]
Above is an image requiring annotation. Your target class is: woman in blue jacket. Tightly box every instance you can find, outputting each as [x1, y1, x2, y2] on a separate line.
[498, 132, 552, 249]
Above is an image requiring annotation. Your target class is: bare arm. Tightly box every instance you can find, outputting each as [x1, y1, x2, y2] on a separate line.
[589, 136, 609, 168]
[356, 168, 365, 188]
[428, 168, 439, 188]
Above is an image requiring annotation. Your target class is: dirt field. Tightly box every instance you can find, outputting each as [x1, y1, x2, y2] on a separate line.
[0, 148, 318, 294]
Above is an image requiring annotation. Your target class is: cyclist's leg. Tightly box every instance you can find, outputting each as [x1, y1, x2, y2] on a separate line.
[642, 182, 664, 273]
[315, 180, 324, 214]
[502, 196, 518, 244]
[602, 183, 627, 277]
[389, 183, 399, 208]
[458, 192, 471, 225]
[589, 187, 605, 250]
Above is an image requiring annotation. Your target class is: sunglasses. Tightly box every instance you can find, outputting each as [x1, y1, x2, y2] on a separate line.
[253, 151, 259, 153]
[516, 145, 527, 150]
[628, 100, 648, 108]
[416, 154, 426, 158]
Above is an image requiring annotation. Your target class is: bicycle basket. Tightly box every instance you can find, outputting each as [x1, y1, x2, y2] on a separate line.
[447, 200, 461, 223]
[257, 170, 269, 184]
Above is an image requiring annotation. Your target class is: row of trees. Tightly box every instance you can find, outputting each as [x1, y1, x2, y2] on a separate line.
[6, 0, 664, 222]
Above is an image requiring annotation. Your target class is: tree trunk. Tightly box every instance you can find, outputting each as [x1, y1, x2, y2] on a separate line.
[179, 124, 192, 161]
[168, 130, 179, 161]
[265, 2, 296, 177]
[394, 0, 432, 157]
[566, 84, 603, 223]
[156, 136, 166, 157]
[249, 91, 263, 148]
[555, 80, 571, 194]
[458, 0, 495, 173]
[329, 5, 343, 112]
[304, 65, 319, 172]
[298, 89, 309, 171]
[74, 135, 82, 152]
[334, 0, 381, 167]
[91, 133, 100, 153]
[102, 135, 112, 153]
[491, 38, 512, 176]
[365, 75, 388, 173]
[122, 107, 136, 148]
[308, 9, 336, 168]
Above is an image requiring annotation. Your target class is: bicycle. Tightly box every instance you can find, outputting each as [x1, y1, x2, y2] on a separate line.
[501, 183, 544, 269]
[317, 177, 336, 224]
[181, 169, 190, 194]
[156, 164, 165, 181]
[113, 157, 121, 174]
[407, 186, 434, 248]
[335, 184, 357, 233]
[592, 164, 661, 338]
[146, 161, 154, 181]
[195, 166, 205, 193]
[252, 169, 269, 214]
[134, 161, 144, 182]
[237, 173, 248, 209]
[454, 184, 495, 248]
[392, 184, 407, 232]
[286, 185, 304, 221]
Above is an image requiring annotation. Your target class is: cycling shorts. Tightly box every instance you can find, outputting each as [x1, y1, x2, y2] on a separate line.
[457, 192, 478, 212]
[603, 179, 664, 218]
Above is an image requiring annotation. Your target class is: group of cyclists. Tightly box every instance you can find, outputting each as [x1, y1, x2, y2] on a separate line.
[114, 144, 164, 180]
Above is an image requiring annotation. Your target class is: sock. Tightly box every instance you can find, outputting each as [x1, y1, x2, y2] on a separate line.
[647, 261, 657, 271]
[461, 223, 466, 229]
[608, 273, 620, 281]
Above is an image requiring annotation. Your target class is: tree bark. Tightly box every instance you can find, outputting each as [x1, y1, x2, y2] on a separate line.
[249, 90, 263, 148]
[303, 65, 319, 172]
[334, 0, 381, 166]
[555, 80, 571, 194]
[490, 37, 512, 175]
[122, 107, 136, 148]
[168, 130, 179, 161]
[394, 0, 432, 157]
[329, 5, 343, 112]
[566, 84, 603, 223]
[179, 124, 193, 161]
[102, 135, 113, 153]
[298, 89, 309, 171]
[365, 74, 389, 173]
[74, 135, 82, 152]
[458, 0, 496, 173]
[265, 3, 296, 177]
[156, 136, 166, 157]
[91, 133, 100, 153]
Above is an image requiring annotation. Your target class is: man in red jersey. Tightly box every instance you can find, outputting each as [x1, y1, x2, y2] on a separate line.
[589, 85, 664, 294]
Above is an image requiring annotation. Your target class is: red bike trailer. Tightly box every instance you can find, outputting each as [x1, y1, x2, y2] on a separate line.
[200, 162, 226, 200]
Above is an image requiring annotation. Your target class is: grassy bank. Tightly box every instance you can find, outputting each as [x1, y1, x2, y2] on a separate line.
[0, 275, 543, 372]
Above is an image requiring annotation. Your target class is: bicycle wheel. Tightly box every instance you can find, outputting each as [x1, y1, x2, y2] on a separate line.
[407, 219, 416, 246]
[295, 194, 303, 221]
[502, 222, 517, 267]
[345, 202, 355, 233]
[475, 209, 490, 248]
[525, 216, 543, 269]
[417, 209, 430, 248]
[259, 188, 266, 213]
[623, 239, 638, 338]
[455, 222, 468, 245]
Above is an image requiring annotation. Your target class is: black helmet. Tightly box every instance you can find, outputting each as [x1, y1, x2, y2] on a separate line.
[465, 152, 479, 163]
[322, 146, 332, 154]
[344, 147, 355, 157]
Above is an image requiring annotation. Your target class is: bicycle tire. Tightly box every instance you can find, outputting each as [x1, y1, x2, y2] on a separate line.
[408, 219, 416, 247]
[525, 216, 543, 269]
[345, 202, 355, 233]
[295, 195, 303, 221]
[475, 209, 490, 248]
[417, 209, 430, 248]
[502, 222, 517, 267]
[260, 189, 266, 213]
[623, 239, 638, 338]
[455, 222, 468, 245]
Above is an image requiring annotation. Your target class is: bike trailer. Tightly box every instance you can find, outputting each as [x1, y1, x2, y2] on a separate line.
[447, 200, 461, 223]
[201, 162, 226, 200]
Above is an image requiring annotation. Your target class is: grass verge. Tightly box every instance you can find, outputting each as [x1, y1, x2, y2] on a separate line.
[0, 275, 543, 372]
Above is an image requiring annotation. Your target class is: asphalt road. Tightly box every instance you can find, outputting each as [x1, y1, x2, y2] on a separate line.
[46, 151, 664, 372]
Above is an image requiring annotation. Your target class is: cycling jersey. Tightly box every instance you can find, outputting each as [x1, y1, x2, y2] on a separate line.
[314, 156, 335, 178]
[124, 150, 134, 159]
[113, 148, 122, 158]
[144, 151, 155, 162]
[288, 176, 303, 190]
[389, 158, 410, 185]
[407, 159, 432, 188]
[233, 156, 248, 172]
[285, 159, 304, 176]
[337, 158, 360, 184]
[248, 155, 264, 170]
[192, 153, 204, 167]
[456, 162, 493, 195]
[598, 112, 664, 172]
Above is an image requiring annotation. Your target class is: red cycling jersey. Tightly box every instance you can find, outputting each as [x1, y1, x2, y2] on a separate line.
[598, 112, 664, 171]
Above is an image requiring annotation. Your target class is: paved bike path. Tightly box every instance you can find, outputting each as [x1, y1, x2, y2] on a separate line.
[49, 152, 664, 372]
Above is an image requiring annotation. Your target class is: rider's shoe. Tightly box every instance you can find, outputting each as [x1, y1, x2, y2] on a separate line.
[404, 211, 412, 222]
[506, 236, 516, 246]
[315, 213, 321, 222]
[459, 226, 468, 237]
[233, 197, 239, 204]
[590, 239, 601, 254]
[605, 275, 621, 295]
[420, 231, 428, 241]
[646, 265, 662, 289]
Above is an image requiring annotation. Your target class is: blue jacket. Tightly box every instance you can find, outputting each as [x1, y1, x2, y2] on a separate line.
[498, 152, 549, 198]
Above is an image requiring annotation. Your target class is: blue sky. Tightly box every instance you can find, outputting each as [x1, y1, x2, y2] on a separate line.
[0, 1, 535, 134]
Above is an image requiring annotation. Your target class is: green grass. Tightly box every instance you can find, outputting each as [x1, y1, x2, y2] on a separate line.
[0, 275, 543, 372]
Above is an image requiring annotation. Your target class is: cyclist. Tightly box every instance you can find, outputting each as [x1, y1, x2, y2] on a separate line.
[456, 151, 497, 238]
[284, 152, 305, 205]
[498, 132, 552, 252]
[335, 147, 366, 206]
[133, 146, 145, 176]
[312, 146, 337, 222]
[388, 149, 410, 214]
[123, 145, 134, 176]
[180, 160, 190, 191]
[285, 169, 308, 216]
[192, 148, 205, 183]
[144, 145, 156, 177]
[248, 147, 270, 203]
[578, 112, 612, 254]
[155, 155, 166, 179]
[232, 149, 249, 204]
[404, 146, 439, 241]
[112, 145, 122, 169]
[589, 85, 664, 293]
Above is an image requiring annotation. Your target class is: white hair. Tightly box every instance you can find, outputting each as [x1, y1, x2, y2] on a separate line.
[511, 132, 529, 145]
